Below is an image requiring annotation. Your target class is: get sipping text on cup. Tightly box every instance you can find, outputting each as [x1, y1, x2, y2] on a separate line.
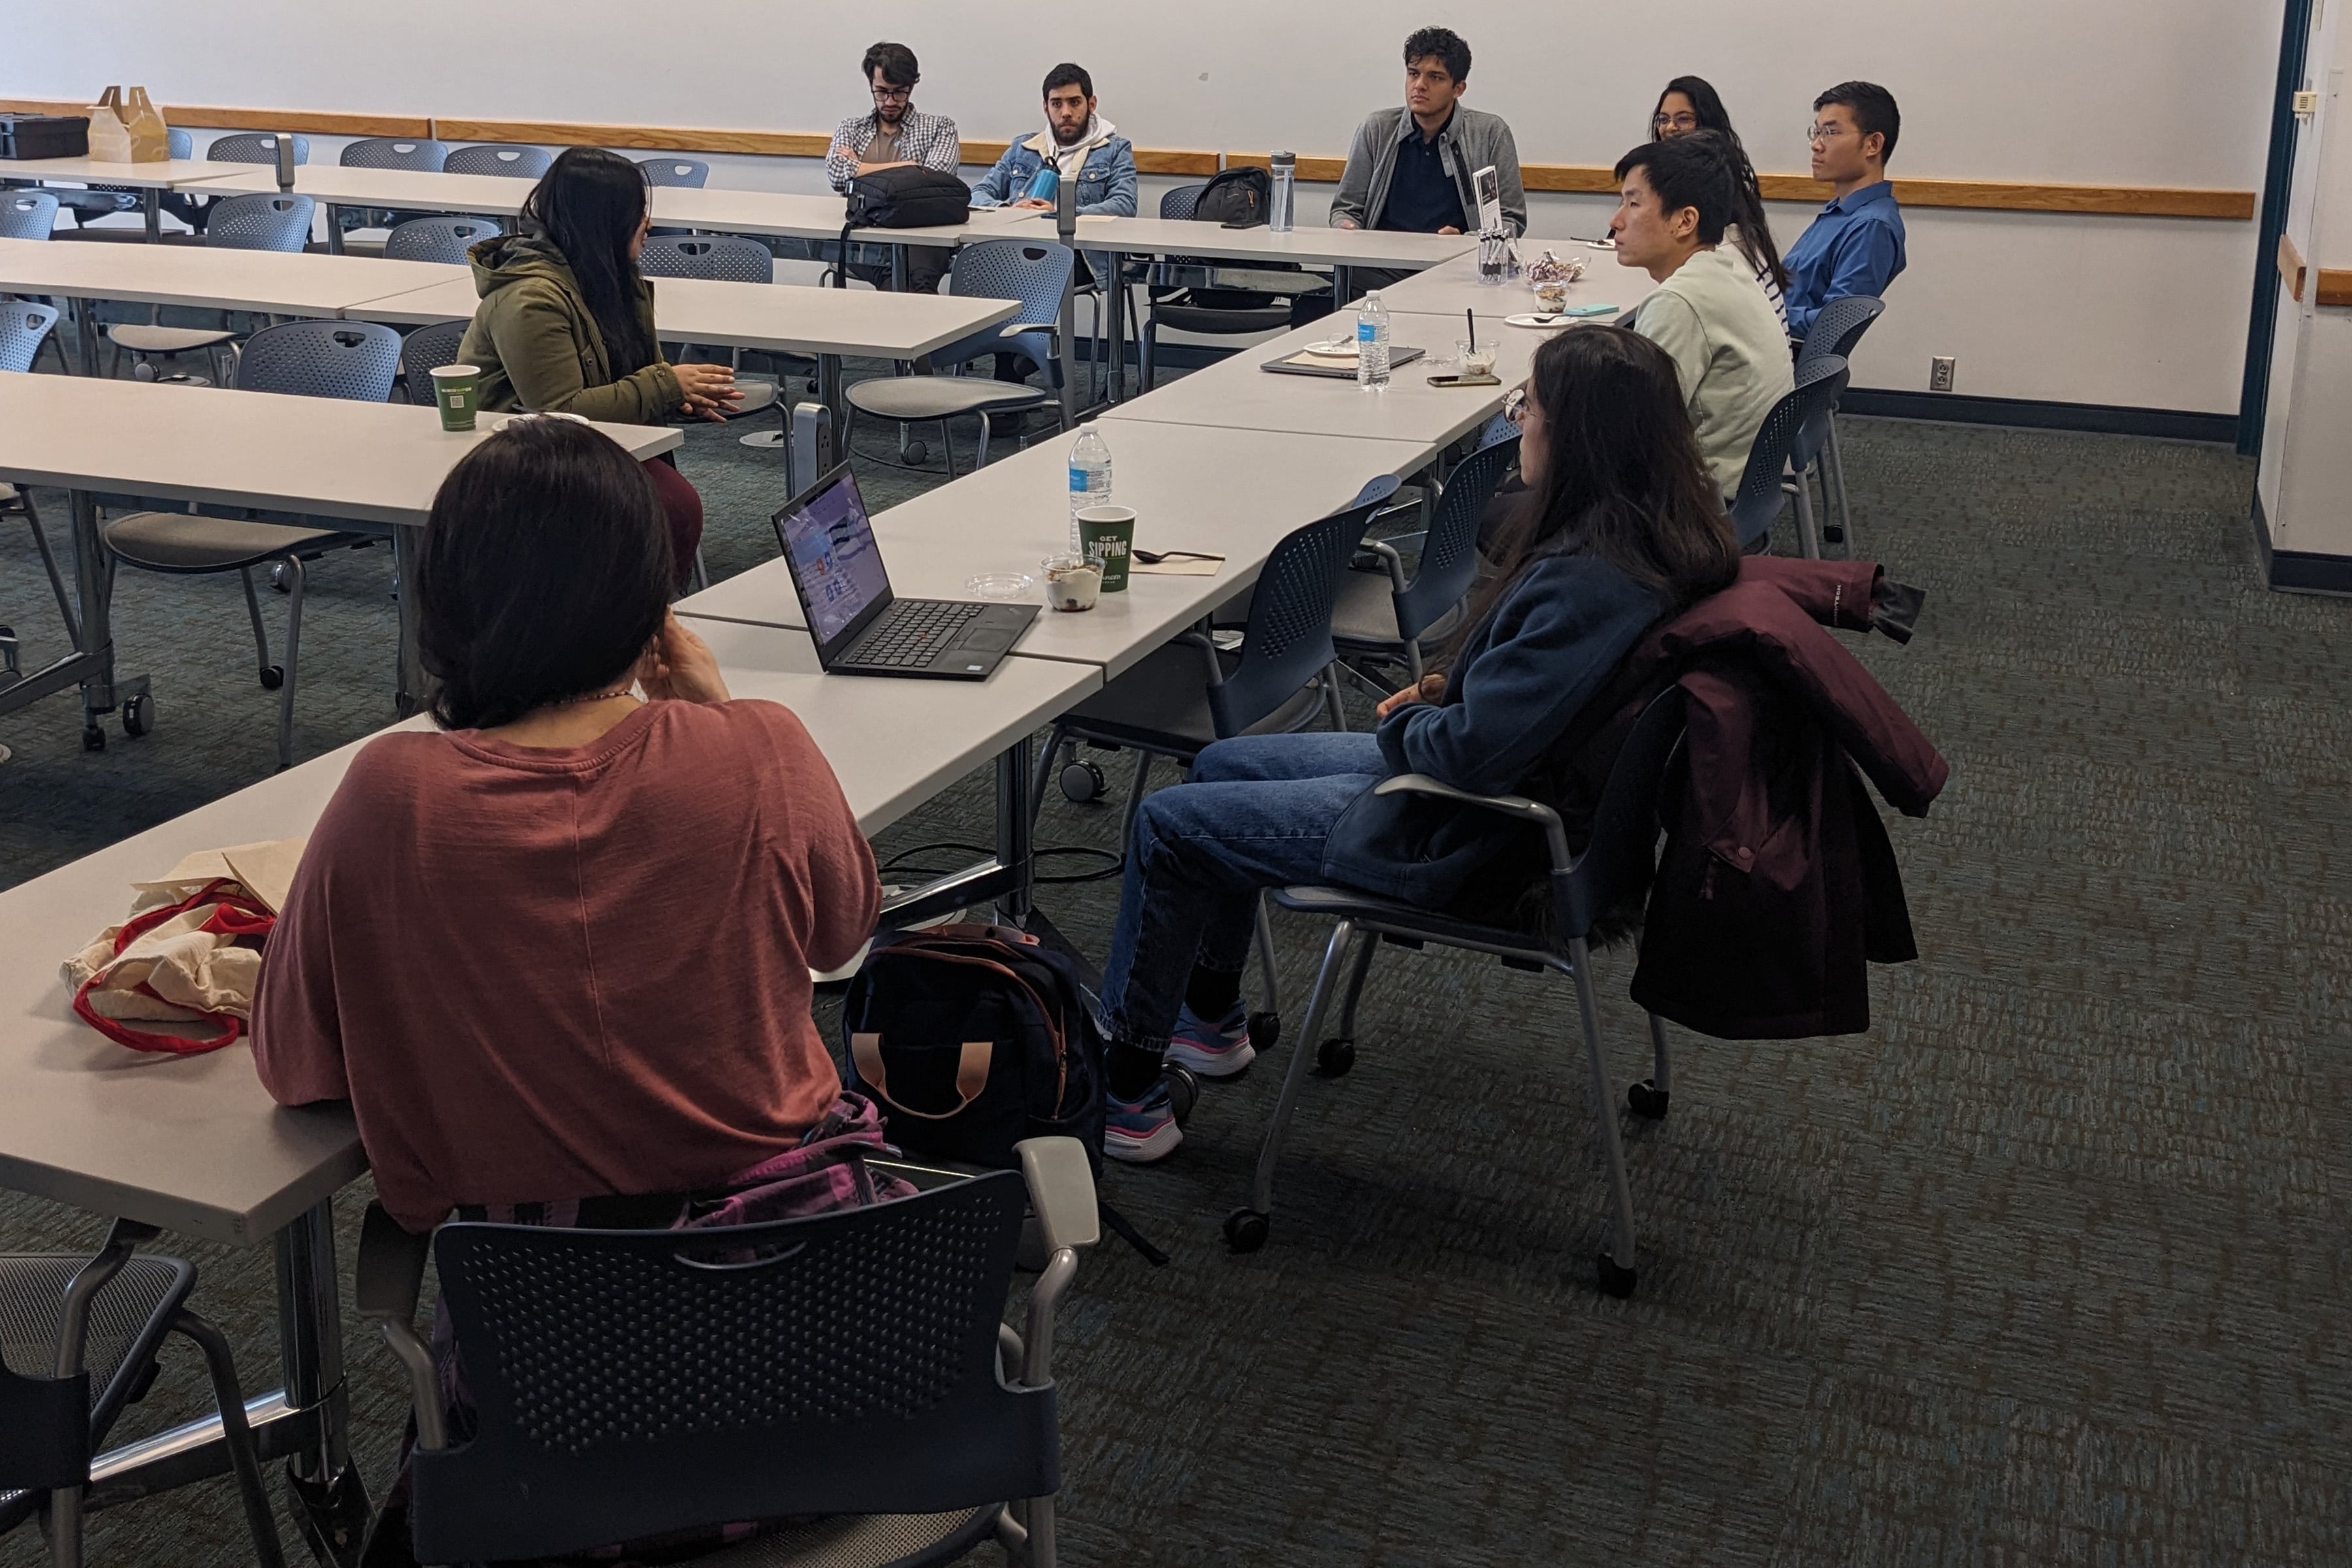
[1076, 505, 1137, 592]
[429, 364, 482, 432]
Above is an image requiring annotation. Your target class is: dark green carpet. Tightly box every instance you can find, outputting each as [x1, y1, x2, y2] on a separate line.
[3, 336, 2348, 1564]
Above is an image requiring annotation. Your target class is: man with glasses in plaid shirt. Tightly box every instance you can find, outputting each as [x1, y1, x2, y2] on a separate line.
[827, 41, 962, 293]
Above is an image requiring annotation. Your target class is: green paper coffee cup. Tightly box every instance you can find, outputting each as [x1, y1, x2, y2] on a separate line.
[1077, 504, 1137, 592]
[429, 363, 482, 432]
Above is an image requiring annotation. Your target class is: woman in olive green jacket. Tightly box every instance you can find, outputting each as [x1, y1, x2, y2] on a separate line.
[456, 148, 737, 581]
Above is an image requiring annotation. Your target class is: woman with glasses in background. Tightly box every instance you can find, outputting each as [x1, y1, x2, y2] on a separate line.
[1649, 75, 1790, 331]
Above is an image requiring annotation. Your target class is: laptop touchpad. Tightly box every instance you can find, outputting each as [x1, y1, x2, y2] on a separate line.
[959, 628, 1017, 653]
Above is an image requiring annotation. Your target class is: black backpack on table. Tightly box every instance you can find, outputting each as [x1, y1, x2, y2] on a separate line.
[1193, 167, 1271, 227]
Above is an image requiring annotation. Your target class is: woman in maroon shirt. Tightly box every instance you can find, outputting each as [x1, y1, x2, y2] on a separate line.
[252, 417, 881, 1233]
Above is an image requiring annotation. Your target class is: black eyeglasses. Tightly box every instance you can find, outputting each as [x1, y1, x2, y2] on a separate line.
[1503, 386, 1528, 425]
[1652, 112, 1699, 133]
[870, 84, 915, 103]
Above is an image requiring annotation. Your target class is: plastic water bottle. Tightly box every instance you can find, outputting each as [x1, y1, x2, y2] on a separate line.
[1268, 150, 1296, 233]
[1068, 423, 1113, 549]
[1356, 290, 1392, 390]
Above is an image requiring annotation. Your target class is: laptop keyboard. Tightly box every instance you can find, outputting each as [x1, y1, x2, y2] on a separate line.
[847, 600, 986, 667]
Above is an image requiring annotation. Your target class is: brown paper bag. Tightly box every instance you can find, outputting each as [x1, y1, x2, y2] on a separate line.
[86, 86, 170, 163]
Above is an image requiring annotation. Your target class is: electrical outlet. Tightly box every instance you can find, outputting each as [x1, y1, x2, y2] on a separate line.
[1930, 356, 1957, 393]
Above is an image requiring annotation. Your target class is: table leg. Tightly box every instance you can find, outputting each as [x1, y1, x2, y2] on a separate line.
[891, 244, 906, 293]
[324, 207, 346, 257]
[142, 189, 161, 244]
[70, 489, 120, 742]
[996, 735, 1034, 923]
[274, 1201, 368, 1567]
[1107, 255, 1128, 404]
[76, 291, 101, 377]
[1333, 265, 1353, 308]
[391, 526, 424, 717]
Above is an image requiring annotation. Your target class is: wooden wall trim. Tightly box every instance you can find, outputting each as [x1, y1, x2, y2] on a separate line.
[2281, 232, 2308, 301]
[0, 96, 2254, 219]
[0, 96, 429, 138]
[2316, 267, 2352, 306]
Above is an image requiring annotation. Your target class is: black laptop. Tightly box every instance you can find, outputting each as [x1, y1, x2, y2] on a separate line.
[770, 461, 1037, 679]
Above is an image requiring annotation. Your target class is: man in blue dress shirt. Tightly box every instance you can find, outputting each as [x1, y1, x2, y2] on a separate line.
[1782, 81, 1906, 342]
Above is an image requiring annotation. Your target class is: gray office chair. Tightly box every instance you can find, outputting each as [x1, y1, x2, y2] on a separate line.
[357, 1144, 1096, 1568]
[442, 144, 552, 179]
[1729, 355, 1848, 557]
[1332, 431, 1520, 691]
[0, 189, 57, 240]
[638, 234, 774, 284]
[845, 240, 1075, 477]
[206, 131, 309, 166]
[381, 215, 498, 265]
[0, 303, 80, 647]
[0, 1218, 286, 1568]
[105, 193, 318, 384]
[336, 136, 453, 233]
[1230, 685, 1691, 1300]
[340, 136, 446, 171]
[1137, 183, 1300, 391]
[101, 319, 399, 769]
[395, 318, 470, 403]
[1794, 295, 1885, 551]
[1036, 482, 1396, 1050]
[636, 156, 710, 188]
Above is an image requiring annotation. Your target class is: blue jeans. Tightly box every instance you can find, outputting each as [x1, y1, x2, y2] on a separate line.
[1098, 732, 1384, 1085]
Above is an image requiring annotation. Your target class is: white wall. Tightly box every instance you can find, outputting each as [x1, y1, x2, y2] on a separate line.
[4, 0, 2288, 412]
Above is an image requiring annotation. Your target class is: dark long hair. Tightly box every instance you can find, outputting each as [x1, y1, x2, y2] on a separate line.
[1650, 75, 1788, 292]
[519, 148, 655, 376]
[1465, 327, 1739, 640]
[417, 418, 673, 730]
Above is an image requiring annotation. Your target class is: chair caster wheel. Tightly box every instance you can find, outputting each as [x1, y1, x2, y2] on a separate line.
[1596, 1251, 1638, 1298]
[269, 563, 291, 594]
[1248, 1011, 1280, 1052]
[1627, 1079, 1669, 1119]
[121, 693, 153, 738]
[1315, 1037, 1356, 1077]
[900, 440, 929, 466]
[1224, 1209, 1269, 1254]
[1162, 1064, 1199, 1126]
[1058, 759, 1105, 804]
[259, 665, 284, 691]
[82, 724, 106, 753]
[1823, 525, 1846, 544]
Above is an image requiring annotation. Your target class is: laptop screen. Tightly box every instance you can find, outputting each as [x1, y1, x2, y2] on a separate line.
[773, 464, 892, 651]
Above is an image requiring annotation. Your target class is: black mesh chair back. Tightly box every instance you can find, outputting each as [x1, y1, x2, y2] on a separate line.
[382, 215, 498, 265]
[397, 319, 471, 399]
[1207, 494, 1384, 738]
[410, 1173, 1054, 1564]
[1797, 294, 1885, 370]
[233, 319, 402, 402]
[340, 136, 447, 171]
[638, 155, 710, 188]
[638, 234, 774, 284]
[1553, 685, 1687, 938]
[0, 1253, 193, 1490]
[1394, 433, 1518, 643]
[206, 131, 308, 166]
[1727, 356, 1846, 549]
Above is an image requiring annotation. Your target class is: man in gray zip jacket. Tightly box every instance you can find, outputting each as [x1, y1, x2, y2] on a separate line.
[1330, 26, 1526, 298]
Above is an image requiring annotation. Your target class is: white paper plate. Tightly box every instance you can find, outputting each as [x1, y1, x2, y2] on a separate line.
[1505, 313, 1579, 329]
[1299, 338, 1360, 359]
[489, 411, 592, 431]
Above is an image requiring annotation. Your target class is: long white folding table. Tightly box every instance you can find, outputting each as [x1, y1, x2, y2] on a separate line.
[678, 419, 1429, 679]
[1373, 242, 1655, 321]
[0, 622, 1096, 1546]
[0, 235, 474, 373]
[1103, 308, 1547, 450]
[0, 155, 258, 240]
[353, 265, 1021, 436]
[0, 373, 679, 741]
[191, 165, 1039, 254]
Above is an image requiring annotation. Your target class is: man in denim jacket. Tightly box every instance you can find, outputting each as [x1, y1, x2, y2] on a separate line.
[971, 63, 1138, 220]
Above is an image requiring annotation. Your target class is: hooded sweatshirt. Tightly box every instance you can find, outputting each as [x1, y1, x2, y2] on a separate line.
[970, 116, 1138, 216]
[455, 232, 683, 426]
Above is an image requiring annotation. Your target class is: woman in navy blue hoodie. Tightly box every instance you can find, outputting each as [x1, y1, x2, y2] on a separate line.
[1100, 326, 1744, 1162]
